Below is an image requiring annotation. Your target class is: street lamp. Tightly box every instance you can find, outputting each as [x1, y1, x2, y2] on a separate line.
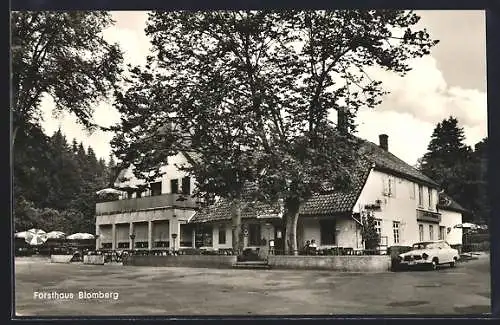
[94, 234, 100, 252]
[171, 233, 178, 254]
[129, 233, 136, 252]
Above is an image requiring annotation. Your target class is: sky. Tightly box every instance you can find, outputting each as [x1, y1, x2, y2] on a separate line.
[40, 10, 487, 166]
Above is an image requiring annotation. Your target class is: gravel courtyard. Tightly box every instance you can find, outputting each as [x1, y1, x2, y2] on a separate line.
[14, 254, 491, 317]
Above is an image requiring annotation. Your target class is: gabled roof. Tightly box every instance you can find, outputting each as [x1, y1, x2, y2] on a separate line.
[190, 137, 439, 223]
[437, 193, 468, 213]
[191, 199, 283, 223]
[359, 140, 439, 188]
[190, 161, 371, 223]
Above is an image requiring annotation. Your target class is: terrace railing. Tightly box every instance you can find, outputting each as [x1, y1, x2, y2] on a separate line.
[96, 193, 199, 215]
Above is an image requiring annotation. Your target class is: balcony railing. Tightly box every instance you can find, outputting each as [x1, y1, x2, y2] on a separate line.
[96, 193, 200, 215]
[416, 208, 441, 223]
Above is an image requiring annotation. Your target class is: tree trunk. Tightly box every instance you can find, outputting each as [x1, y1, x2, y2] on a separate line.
[231, 198, 244, 256]
[284, 199, 300, 255]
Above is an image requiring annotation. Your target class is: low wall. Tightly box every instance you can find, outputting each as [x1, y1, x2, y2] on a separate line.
[83, 255, 105, 265]
[124, 255, 238, 268]
[268, 255, 391, 272]
[50, 255, 73, 263]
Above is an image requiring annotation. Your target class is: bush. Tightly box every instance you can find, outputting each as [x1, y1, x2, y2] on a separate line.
[178, 248, 202, 255]
[463, 241, 489, 252]
[387, 246, 412, 271]
[468, 233, 490, 243]
[387, 246, 412, 258]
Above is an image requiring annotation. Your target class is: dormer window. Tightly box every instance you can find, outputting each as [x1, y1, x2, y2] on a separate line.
[181, 176, 191, 195]
[150, 182, 162, 196]
[171, 179, 179, 194]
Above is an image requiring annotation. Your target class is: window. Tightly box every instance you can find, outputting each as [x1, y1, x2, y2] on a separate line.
[393, 221, 400, 244]
[428, 189, 434, 210]
[418, 185, 424, 206]
[195, 225, 212, 247]
[410, 183, 416, 199]
[419, 224, 424, 241]
[170, 179, 179, 194]
[375, 219, 382, 241]
[180, 224, 193, 247]
[320, 219, 336, 245]
[218, 226, 226, 244]
[439, 226, 446, 240]
[117, 242, 129, 249]
[101, 243, 112, 249]
[181, 176, 191, 195]
[154, 241, 169, 248]
[248, 224, 261, 246]
[429, 225, 434, 241]
[135, 241, 149, 248]
[150, 182, 162, 196]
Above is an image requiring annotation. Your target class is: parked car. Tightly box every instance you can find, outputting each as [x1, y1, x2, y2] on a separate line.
[397, 240, 460, 270]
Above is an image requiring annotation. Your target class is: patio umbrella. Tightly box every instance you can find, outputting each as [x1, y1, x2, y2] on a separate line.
[14, 231, 28, 239]
[460, 223, 477, 229]
[96, 188, 123, 195]
[46, 231, 66, 239]
[25, 229, 48, 246]
[66, 233, 95, 240]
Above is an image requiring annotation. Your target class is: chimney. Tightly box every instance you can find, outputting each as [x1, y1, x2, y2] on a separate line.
[337, 108, 348, 135]
[379, 134, 388, 151]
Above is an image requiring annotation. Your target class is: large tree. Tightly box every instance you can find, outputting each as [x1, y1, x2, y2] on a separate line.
[13, 125, 111, 233]
[112, 10, 438, 254]
[11, 11, 123, 149]
[472, 138, 489, 224]
[419, 117, 488, 222]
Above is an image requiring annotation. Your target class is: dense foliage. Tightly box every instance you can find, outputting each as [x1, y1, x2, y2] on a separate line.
[13, 126, 116, 233]
[11, 11, 123, 234]
[11, 11, 123, 149]
[111, 10, 438, 254]
[418, 117, 489, 223]
[361, 213, 381, 250]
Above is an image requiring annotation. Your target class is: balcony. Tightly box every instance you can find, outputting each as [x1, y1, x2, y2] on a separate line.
[96, 193, 200, 215]
[416, 208, 441, 223]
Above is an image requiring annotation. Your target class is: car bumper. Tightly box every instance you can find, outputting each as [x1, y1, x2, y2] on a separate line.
[398, 260, 433, 267]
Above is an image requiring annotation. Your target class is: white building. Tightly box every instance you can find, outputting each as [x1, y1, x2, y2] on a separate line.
[96, 135, 464, 253]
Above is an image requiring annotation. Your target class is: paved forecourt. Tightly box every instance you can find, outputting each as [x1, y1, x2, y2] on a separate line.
[14, 254, 491, 316]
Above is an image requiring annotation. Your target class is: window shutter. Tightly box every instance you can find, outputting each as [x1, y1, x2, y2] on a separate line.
[382, 176, 389, 196]
[390, 177, 396, 197]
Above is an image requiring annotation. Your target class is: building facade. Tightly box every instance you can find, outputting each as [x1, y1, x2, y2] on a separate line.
[95, 153, 199, 251]
[96, 135, 464, 253]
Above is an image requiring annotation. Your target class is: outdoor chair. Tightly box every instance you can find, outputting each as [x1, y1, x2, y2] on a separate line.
[343, 247, 354, 255]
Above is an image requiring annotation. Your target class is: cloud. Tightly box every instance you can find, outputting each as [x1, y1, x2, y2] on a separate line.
[353, 55, 487, 165]
[38, 12, 487, 167]
[103, 11, 151, 67]
[39, 12, 151, 162]
[355, 110, 435, 166]
[40, 96, 120, 160]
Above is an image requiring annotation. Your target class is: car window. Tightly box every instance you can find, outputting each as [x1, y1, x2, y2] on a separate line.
[442, 242, 451, 249]
[426, 243, 438, 249]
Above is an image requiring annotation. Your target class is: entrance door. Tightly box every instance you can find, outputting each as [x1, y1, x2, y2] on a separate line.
[274, 227, 284, 254]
